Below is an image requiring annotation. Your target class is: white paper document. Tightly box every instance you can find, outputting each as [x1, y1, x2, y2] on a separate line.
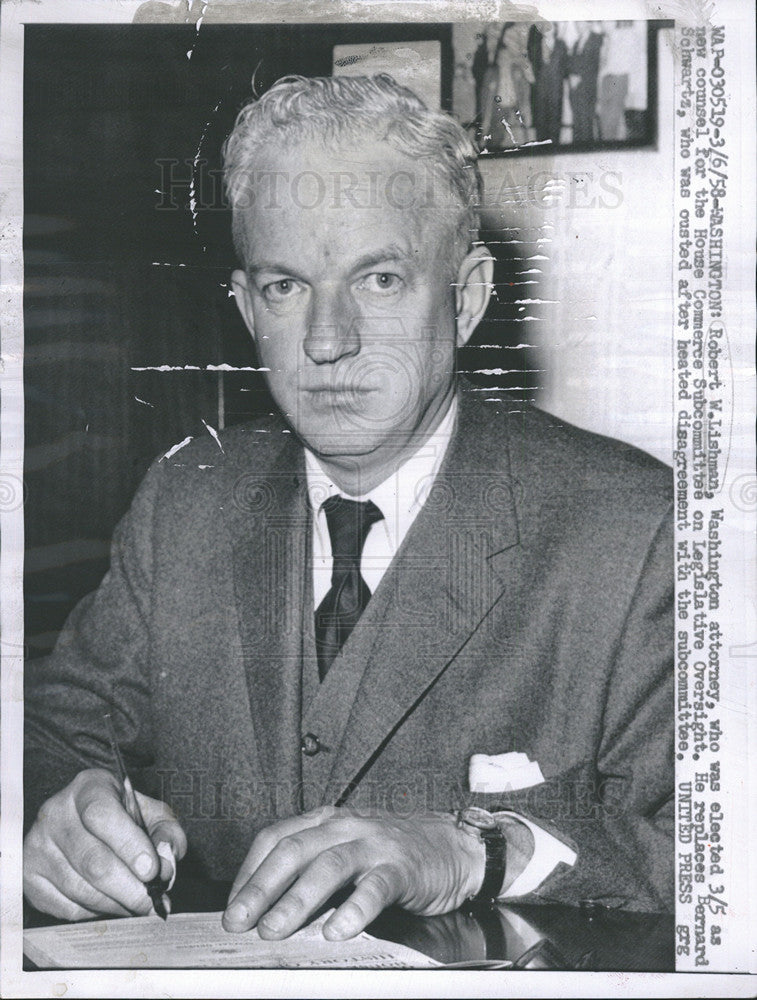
[23, 911, 441, 970]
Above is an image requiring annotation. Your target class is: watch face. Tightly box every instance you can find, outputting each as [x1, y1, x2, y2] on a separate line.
[460, 806, 499, 831]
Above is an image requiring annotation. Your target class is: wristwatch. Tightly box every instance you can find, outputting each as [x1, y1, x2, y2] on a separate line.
[456, 806, 508, 904]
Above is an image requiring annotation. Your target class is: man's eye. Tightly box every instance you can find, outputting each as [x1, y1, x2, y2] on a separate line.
[262, 279, 302, 302]
[359, 272, 402, 294]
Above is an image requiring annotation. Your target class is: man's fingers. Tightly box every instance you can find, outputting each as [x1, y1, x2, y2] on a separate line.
[24, 769, 188, 921]
[226, 833, 403, 941]
[148, 820, 187, 884]
[24, 872, 102, 923]
[138, 791, 189, 863]
[76, 774, 160, 883]
[149, 820, 187, 862]
[228, 806, 337, 902]
[220, 809, 481, 941]
[67, 831, 156, 914]
[25, 810, 150, 917]
[24, 843, 139, 920]
[255, 842, 362, 940]
[224, 819, 347, 933]
[323, 864, 404, 940]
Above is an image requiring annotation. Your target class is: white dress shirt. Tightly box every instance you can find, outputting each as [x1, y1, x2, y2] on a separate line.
[303, 393, 576, 899]
[306, 396, 458, 608]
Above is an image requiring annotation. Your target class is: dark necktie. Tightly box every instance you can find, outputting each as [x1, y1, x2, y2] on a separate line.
[314, 495, 384, 681]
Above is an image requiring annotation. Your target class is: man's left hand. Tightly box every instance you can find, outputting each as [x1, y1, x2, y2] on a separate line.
[222, 806, 486, 940]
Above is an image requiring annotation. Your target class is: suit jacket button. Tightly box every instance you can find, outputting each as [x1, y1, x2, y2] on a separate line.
[301, 733, 321, 756]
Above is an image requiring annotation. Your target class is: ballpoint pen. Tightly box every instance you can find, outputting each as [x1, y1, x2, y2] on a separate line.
[104, 713, 170, 920]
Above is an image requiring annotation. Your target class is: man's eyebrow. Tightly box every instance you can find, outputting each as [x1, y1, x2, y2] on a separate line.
[247, 262, 303, 278]
[350, 245, 413, 272]
[247, 245, 414, 280]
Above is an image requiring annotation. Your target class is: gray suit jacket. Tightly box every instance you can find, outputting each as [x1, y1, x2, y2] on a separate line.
[25, 387, 674, 910]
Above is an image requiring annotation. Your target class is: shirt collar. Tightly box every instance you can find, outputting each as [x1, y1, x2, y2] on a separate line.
[304, 394, 458, 547]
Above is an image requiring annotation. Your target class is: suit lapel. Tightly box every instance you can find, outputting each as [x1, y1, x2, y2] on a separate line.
[323, 391, 522, 804]
[224, 430, 308, 806]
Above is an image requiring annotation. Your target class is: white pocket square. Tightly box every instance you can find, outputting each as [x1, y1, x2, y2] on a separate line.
[469, 752, 545, 793]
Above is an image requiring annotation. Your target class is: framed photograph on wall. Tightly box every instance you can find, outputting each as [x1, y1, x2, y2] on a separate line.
[452, 20, 664, 154]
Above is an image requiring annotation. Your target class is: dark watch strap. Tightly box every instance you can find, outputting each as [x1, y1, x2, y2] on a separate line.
[473, 824, 508, 903]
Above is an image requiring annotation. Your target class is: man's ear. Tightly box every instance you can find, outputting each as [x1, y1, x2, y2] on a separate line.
[231, 268, 256, 342]
[454, 244, 494, 348]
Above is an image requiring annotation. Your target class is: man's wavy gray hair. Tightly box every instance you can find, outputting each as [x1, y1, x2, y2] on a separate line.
[222, 73, 482, 269]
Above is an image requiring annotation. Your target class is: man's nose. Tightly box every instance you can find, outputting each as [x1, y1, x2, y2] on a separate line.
[303, 286, 360, 365]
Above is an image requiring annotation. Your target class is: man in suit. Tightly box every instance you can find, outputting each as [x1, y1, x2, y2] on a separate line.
[24, 74, 673, 941]
[568, 21, 604, 142]
[528, 21, 569, 145]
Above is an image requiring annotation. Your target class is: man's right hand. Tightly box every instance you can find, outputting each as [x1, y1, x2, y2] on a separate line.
[24, 768, 187, 921]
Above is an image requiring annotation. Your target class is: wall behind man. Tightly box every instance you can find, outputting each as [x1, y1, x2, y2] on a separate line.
[477, 25, 675, 465]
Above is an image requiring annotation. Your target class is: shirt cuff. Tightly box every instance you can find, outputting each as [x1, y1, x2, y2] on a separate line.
[493, 811, 577, 898]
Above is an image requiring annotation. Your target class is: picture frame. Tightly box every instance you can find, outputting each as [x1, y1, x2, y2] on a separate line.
[452, 20, 668, 155]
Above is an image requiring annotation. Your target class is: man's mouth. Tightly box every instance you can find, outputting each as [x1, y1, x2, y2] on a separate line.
[302, 386, 377, 396]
